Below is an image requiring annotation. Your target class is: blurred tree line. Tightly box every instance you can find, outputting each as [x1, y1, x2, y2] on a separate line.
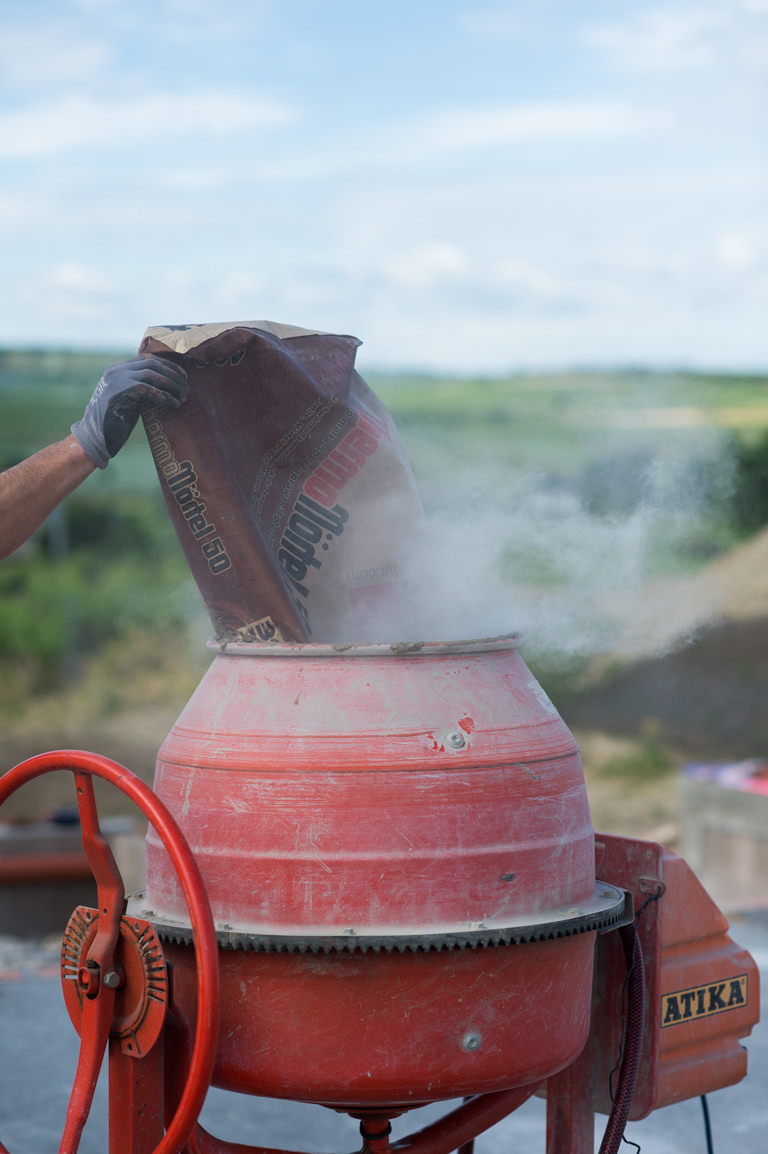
[0, 349, 210, 709]
[2, 349, 768, 708]
[580, 431, 768, 559]
[0, 487, 202, 708]
[728, 432, 768, 536]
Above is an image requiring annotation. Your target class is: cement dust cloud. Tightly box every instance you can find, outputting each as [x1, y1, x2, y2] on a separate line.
[139, 320, 738, 660]
[411, 444, 736, 664]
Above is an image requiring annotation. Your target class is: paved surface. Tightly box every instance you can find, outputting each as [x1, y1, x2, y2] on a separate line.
[1, 914, 766, 1154]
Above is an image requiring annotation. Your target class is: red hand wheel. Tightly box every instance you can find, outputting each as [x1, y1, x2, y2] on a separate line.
[0, 750, 220, 1154]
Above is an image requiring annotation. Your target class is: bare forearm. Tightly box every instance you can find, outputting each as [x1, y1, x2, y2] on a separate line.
[0, 436, 96, 561]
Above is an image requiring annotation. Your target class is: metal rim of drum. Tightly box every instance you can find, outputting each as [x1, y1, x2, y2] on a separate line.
[210, 633, 522, 659]
[143, 882, 631, 956]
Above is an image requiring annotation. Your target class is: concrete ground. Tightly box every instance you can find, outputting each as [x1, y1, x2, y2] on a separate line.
[1, 913, 766, 1154]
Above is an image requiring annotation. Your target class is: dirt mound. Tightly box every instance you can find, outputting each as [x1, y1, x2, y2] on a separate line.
[601, 525, 768, 662]
[567, 553, 768, 761]
[695, 524, 768, 619]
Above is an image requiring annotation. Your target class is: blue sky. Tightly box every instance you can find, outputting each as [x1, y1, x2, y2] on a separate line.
[1, 0, 766, 372]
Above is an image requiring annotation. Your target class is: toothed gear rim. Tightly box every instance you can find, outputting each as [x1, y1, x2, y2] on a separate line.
[144, 883, 631, 955]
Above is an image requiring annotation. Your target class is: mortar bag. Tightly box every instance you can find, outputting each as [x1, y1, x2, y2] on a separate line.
[139, 320, 428, 643]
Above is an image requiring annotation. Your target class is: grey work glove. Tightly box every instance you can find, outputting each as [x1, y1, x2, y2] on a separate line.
[72, 354, 189, 468]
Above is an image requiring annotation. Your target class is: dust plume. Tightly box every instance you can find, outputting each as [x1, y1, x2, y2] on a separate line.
[408, 441, 737, 664]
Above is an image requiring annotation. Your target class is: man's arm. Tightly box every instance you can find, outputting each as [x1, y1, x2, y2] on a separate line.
[0, 435, 96, 561]
[0, 352, 189, 562]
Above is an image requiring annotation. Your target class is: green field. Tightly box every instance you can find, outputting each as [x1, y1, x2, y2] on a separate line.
[1, 348, 766, 712]
[3, 349, 767, 472]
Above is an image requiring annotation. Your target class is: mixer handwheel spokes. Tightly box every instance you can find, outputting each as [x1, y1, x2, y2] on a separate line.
[0, 750, 220, 1154]
[61, 904, 169, 1060]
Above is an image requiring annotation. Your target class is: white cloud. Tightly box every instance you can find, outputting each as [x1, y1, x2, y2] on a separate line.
[415, 101, 666, 153]
[46, 263, 114, 293]
[382, 243, 469, 291]
[495, 259, 582, 305]
[210, 271, 270, 312]
[586, 3, 767, 74]
[0, 2, 765, 371]
[0, 0, 274, 65]
[0, 90, 296, 160]
[16, 262, 121, 328]
[373, 243, 591, 331]
[123, 0, 273, 47]
[210, 99, 670, 187]
[714, 229, 764, 271]
[0, 24, 112, 89]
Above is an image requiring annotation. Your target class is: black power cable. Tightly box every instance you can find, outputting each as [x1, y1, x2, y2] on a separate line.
[701, 1095, 714, 1154]
[601, 885, 665, 1154]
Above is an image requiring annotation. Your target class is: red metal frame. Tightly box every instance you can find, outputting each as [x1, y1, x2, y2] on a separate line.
[0, 754, 760, 1153]
[0, 751, 220, 1154]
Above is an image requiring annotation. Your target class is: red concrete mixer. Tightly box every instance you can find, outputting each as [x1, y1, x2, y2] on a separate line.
[0, 634, 759, 1154]
[0, 310, 760, 1152]
[142, 635, 628, 1110]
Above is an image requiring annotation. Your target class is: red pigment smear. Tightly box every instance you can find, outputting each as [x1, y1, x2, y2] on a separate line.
[458, 716, 475, 734]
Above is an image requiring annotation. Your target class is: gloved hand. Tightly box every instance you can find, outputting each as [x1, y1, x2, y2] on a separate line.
[72, 354, 189, 468]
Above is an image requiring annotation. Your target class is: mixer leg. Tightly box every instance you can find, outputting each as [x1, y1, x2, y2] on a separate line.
[545, 1051, 594, 1154]
[456, 1098, 474, 1154]
[108, 1032, 166, 1153]
[359, 1115, 394, 1154]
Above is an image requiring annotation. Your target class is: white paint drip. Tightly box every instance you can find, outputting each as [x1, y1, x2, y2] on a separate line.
[526, 677, 558, 717]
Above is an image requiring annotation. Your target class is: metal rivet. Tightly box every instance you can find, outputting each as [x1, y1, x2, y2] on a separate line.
[462, 1032, 482, 1052]
[446, 731, 466, 749]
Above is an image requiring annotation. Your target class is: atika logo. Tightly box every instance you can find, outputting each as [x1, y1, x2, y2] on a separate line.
[661, 974, 748, 1027]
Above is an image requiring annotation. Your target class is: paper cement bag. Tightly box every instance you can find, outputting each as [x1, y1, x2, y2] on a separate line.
[139, 320, 427, 643]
